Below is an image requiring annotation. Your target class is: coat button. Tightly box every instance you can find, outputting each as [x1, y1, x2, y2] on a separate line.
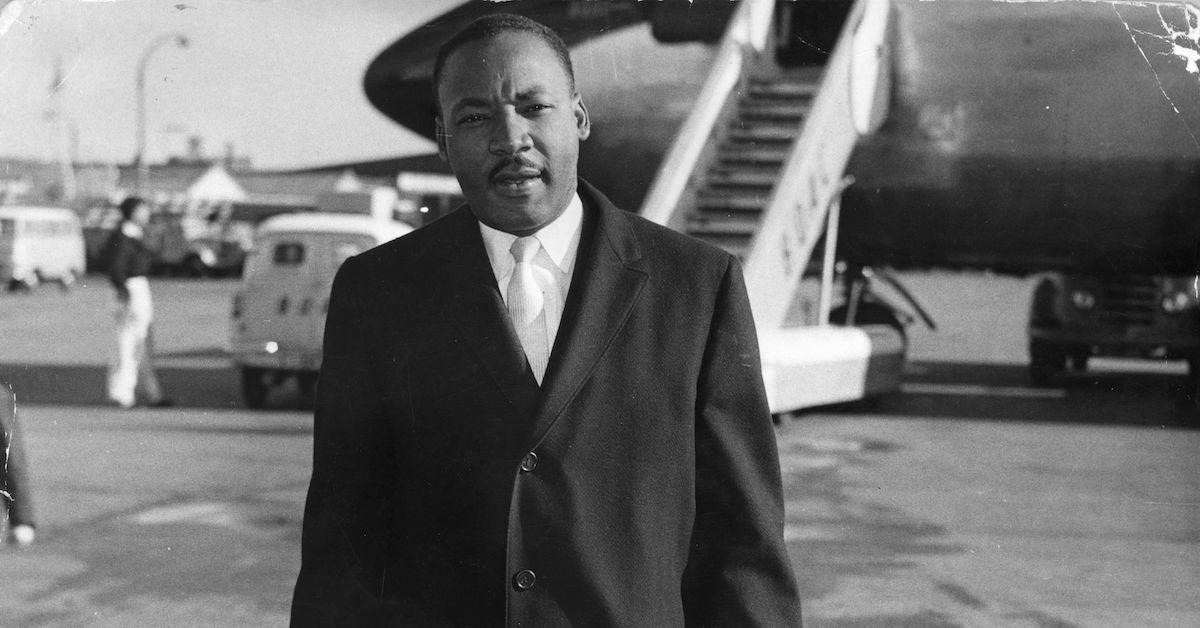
[519, 452, 538, 472]
[513, 569, 537, 591]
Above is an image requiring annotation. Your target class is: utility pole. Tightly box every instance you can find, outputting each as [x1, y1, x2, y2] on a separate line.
[134, 33, 189, 193]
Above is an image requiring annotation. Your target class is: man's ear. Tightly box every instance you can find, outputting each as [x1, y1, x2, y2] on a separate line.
[574, 95, 591, 141]
[435, 117, 449, 162]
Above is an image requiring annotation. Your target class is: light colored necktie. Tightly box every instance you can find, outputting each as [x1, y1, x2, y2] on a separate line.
[508, 236, 549, 384]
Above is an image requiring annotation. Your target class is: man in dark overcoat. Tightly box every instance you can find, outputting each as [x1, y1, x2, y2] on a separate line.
[291, 13, 803, 626]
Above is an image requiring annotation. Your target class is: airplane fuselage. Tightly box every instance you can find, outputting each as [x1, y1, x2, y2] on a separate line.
[364, 0, 1200, 276]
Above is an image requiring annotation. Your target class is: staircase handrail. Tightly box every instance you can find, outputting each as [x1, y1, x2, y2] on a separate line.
[741, 0, 892, 329]
[639, 0, 775, 225]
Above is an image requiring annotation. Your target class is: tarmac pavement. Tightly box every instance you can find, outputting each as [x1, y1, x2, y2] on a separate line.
[1, 274, 1197, 627]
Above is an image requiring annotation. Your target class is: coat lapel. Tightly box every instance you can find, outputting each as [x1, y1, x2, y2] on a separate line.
[428, 209, 540, 411]
[527, 182, 648, 445]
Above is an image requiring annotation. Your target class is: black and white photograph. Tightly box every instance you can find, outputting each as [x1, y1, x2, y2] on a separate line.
[1, 0, 1198, 625]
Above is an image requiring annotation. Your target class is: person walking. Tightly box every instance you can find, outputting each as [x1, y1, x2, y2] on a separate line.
[103, 196, 171, 409]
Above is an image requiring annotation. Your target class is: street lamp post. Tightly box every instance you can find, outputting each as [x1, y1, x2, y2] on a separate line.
[134, 33, 189, 193]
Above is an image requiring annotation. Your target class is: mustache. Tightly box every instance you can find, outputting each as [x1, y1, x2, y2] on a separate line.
[489, 155, 542, 180]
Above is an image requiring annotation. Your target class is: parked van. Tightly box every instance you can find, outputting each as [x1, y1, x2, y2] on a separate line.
[229, 213, 413, 408]
[0, 206, 86, 291]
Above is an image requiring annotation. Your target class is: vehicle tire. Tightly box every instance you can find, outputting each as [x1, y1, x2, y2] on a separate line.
[297, 372, 318, 397]
[241, 366, 269, 409]
[1170, 358, 1200, 421]
[183, 254, 208, 279]
[1068, 348, 1089, 373]
[57, 270, 79, 292]
[7, 278, 31, 293]
[1029, 339, 1066, 386]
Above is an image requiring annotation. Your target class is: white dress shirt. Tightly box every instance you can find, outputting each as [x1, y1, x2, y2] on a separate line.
[479, 193, 583, 354]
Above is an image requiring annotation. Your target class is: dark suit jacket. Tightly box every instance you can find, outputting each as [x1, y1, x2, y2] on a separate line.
[291, 180, 802, 626]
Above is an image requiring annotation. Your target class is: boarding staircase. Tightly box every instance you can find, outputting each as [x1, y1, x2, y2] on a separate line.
[640, 0, 901, 413]
[685, 73, 819, 260]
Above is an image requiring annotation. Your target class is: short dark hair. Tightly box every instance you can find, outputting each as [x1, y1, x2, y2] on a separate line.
[118, 196, 146, 220]
[432, 13, 576, 116]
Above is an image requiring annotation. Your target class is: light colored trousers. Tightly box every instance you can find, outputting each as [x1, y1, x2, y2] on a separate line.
[106, 277, 163, 407]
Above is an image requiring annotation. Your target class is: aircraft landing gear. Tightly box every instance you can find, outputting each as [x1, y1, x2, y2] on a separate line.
[1068, 348, 1090, 373]
[831, 264, 935, 341]
[297, 373, 318, 397]
[241, 367, 269, 409]
[1029, 339, 1066, 387]
[830, 301, 906, 341]
[1168, 355, 1200, 421]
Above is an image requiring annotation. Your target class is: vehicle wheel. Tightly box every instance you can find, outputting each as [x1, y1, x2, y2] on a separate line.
[241, 367, 269, 409]
[1170, 358, 1200, 421]
[7, 278, 32, 293]
[297, 372, 318, 397]
[1029, 339, 1066, 386]
[183, 254, 208, 278]
[1068, 348, 1089, 373]
[57, 270, 79, 292]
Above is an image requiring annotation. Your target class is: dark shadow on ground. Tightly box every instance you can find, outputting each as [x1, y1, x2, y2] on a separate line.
[781, 435, 963, 609]
[815, 360, 1199, 429]
[0, 362, 313, 411]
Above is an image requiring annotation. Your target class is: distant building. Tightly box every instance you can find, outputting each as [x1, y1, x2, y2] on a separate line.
[2, 151, 462, 228]
[0, 157, 118, 208]
[116, 162, 245, 214]
[235, 168, 389, 207]
[289, 153, 462, 225]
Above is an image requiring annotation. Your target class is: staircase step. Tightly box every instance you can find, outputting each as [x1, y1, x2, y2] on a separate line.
[696, 191, 769, 213]
[727, 125, 798, 144]
[677, 76, 821, 263]
[747, 79, 820, 100]
[743, 94, 812, 109]
[687, 214, 759, 235]
[705, 169, 779, 189]
[715, 145, 790, 166]
[708, 163, 784, 181]
[740, 102, 811, 121]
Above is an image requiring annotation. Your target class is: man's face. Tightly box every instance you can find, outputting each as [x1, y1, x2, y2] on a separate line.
[436, 32, 590, 236]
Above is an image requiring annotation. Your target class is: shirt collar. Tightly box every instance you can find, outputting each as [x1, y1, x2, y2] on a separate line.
[121, 221, 144, 239]
[478, 192, 583, 279]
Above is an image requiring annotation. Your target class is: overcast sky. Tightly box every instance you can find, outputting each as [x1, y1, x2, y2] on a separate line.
[3, 0, 1197, 171]
[0, 0, 458, 169]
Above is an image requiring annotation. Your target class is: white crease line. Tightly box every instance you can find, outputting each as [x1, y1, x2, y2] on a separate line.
[1113, 3, 1200, 149]
[901, 383, 1068, 399]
